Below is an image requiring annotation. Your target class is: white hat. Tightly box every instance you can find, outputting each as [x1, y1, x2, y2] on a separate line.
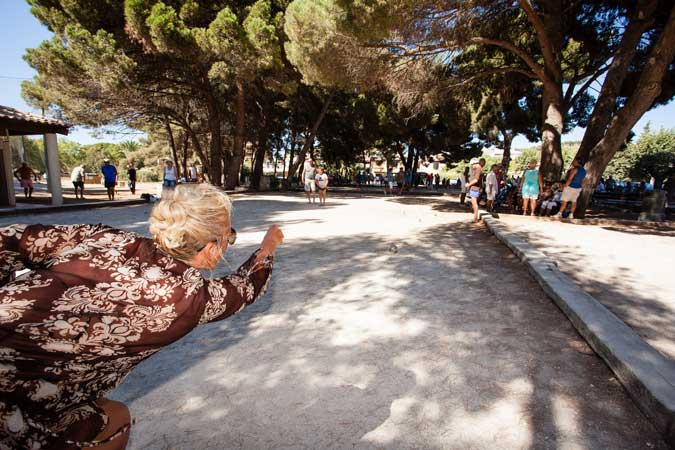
[469, 157, 479, 164]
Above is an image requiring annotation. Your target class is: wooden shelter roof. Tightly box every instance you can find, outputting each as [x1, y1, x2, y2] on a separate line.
[0, 105, 70, 136]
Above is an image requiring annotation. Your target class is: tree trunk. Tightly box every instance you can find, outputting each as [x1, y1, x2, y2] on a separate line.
[273, 147, 278, 178]
[185, 127, 210, 177]
[412, 149, 420, 184]
[576, 0, 658, 161]
[181, 133, 189, 179]
[394, 142, 406, 169]
[251, 108, 268, 191]
[575, 3, 675, 218]
[281, 146, 287, 180]
[283, 93, 333, 188]
[501, 130, 513, 173]
[224, 79, 246, 190]
[531, 0, 564, 182]
[206, 97, 222, 185]
[405, 142, 414, 172]
[165, 122, 181, 179]
[539, 81, 564, 182]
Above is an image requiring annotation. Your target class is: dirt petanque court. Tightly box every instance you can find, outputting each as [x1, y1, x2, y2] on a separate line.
[0, 193, 668, 450]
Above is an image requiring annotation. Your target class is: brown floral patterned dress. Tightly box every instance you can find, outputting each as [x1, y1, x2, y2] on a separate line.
[0, 224, 273, 449]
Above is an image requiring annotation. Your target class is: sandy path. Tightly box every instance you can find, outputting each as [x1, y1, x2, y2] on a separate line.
[1, 194, 666, 449]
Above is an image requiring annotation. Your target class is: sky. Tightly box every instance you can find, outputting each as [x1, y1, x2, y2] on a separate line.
[1, 1, 674, 148]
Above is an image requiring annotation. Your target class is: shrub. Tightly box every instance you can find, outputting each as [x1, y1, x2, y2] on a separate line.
[137, 167, 160, 182]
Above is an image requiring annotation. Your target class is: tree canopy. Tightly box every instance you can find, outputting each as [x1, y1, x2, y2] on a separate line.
[20, 0, 675, 212]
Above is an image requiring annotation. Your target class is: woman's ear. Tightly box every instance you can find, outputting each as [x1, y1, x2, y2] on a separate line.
[192, 242, 220, 269]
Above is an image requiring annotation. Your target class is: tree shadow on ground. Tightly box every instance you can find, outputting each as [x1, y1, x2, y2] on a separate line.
[108, 204, 665, 449]
[386, 196, 473, 215]
[599, 222, 675, 237]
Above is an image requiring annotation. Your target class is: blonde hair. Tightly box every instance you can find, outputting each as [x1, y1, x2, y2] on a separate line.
[149, 184, 232, 262]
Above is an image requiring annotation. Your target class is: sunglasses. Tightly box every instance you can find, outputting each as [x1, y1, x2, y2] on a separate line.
[197, 227, 237, 252]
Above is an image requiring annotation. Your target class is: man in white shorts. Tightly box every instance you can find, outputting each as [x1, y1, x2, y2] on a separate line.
[301, 158, 317, 204]
[485, 164, 500, 211]
[556, 157, 587, 219]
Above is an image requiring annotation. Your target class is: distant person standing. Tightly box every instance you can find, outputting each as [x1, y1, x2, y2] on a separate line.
[301, 158, 316, 204]
[127, 164, 137, 195]
[188, 163, 198, 182]
[520, 159, 543, 216]
[459, 166, 469, 205]
[556, 157, 587, 219]
[70, 164, 86, 199]
[386, 168, 395, 195]
[101, 158, 118, 201]
[14, 162, 36, 198]
[315, 167, 329, 206]
[466, 158, 486, 222]
[163, 160, 177, 189]
[396, 168, 406, 195]
[485, 164, 500, 212]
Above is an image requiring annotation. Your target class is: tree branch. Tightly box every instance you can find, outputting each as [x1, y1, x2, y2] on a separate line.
[468, 37, 546, 81]
[441, 67, 538, 90]
[564, 63, 610, 108]
[516, 0, 559, 78]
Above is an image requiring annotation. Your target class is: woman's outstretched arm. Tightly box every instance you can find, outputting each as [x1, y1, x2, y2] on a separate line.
[198, 251, 274, 324]
[198, 225, 283, 324]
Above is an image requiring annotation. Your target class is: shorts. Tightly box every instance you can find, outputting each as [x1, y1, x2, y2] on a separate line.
[487, 193, 496, 201]
[20, 179, 33, 189]
[469, 189, 481, 199]
[163, 179, 177, 188]
[304, 179, 316, 192]
[522, 184, 539, 199]
[542, 200, 557, 209]
[561, 186, 581, 202]
[72, 181, 84, 189]
[388, 181, 394, 189]
[104, 181, 116, 189]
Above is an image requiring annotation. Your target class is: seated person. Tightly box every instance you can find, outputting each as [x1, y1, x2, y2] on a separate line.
[541, 183, 563, 216]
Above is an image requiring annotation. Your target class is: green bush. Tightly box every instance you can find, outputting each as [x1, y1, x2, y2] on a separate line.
[137, 167, 161, 182]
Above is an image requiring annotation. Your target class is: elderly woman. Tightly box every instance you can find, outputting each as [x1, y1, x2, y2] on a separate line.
[0, 184, 283, 450]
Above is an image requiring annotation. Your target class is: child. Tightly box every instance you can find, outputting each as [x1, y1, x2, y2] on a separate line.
[541, 183, 562, 216]
[315, 167, 329, 206]
[537, 184, 554, 216]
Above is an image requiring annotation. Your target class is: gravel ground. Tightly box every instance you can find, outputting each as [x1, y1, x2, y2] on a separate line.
[497, 214, 675, 363]
[0, 193, 667, 450]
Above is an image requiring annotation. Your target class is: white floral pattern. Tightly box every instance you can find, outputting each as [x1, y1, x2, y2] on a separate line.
[0, 224, 273, 449]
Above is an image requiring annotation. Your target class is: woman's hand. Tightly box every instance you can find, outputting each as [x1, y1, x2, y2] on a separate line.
[258, 225, 284, 260]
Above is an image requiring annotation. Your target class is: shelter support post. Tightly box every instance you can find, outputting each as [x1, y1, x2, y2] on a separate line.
[44, 133, 62, 206]
[0, 129, 16, 207]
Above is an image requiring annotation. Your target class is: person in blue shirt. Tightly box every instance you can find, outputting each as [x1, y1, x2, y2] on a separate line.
[101, 158, 118, 201]
[556, 157, 587, 219]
